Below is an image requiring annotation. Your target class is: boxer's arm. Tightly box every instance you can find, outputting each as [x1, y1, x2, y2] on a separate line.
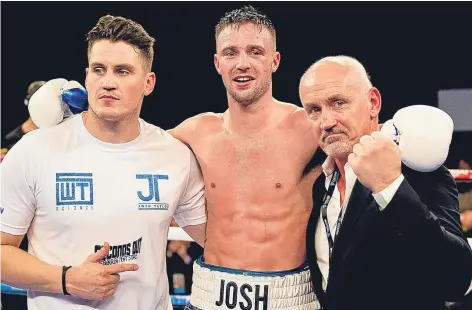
[182, 223, 206, 247]
[167, 117, 197, 146]
[173, 148, 206, 247]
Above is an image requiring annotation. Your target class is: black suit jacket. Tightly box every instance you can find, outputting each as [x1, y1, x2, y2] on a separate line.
[306, 165, 472, 310]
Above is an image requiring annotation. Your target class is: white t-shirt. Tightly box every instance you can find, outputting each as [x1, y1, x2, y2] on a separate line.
[0, 114, 206, 310]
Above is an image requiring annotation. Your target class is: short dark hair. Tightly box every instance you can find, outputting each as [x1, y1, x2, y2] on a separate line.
[215, 5, 276, 48]
[86, 15, 155, 72]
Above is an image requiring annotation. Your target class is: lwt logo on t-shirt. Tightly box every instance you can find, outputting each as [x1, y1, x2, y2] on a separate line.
[56, 173, 94, 211]
[136, 174, 169, 211]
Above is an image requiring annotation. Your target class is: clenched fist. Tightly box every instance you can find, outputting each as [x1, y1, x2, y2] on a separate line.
[348, 131, 402, 194]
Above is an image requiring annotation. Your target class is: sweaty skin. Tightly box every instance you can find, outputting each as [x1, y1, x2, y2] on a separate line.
[170, 103, 321, 271]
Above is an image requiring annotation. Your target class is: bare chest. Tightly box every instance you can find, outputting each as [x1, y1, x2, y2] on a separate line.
[194, 131, 312, 202]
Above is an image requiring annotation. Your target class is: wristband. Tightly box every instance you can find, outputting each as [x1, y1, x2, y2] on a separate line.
[62, 266, 72, 296]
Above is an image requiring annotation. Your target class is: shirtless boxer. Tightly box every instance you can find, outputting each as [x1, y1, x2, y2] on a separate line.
[169, 6, 324, 310]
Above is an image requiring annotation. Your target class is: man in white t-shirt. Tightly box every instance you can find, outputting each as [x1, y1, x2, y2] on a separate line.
[0, 15, 206, 310]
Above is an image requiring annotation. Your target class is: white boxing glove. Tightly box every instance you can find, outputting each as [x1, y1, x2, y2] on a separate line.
[381, 105, 454, 172]
[28, 78, 88, 128]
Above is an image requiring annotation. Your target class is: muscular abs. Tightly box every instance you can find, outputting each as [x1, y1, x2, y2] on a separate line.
[192, 112, 320, 271]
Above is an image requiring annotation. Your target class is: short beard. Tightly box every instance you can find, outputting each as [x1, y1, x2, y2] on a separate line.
[322, 140, 354, 159]
[227, 78, 271, 107]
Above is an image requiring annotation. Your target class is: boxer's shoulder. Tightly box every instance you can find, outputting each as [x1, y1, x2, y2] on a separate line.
[275, 101, 313, 131]
[193, 112, 223, 123]
[168, 112, 223, 147]
[176, 112, 222, 132]
[190, 112, 224, 135]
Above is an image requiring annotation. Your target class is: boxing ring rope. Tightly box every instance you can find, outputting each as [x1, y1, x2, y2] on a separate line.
[2, 170, 472, 305]
[0, 283, 191, 307]
[450, 169, 472, 182]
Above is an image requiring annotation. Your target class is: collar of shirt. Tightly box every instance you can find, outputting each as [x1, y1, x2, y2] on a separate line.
[321, 156, 357, 202]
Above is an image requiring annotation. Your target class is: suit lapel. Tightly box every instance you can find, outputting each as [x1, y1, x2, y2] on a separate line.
[308, 173, 327, 303]
[338, 180, 373, 236]
[328, 180, 373, 273]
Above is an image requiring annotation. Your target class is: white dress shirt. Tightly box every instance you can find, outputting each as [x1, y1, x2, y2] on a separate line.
[315, 157, 405, 290]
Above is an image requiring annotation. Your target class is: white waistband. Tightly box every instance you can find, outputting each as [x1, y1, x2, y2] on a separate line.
[189, 261, 320, 310]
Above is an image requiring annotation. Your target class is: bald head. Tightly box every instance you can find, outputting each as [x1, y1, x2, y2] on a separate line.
[299, 55, 382, 161]
[300, 55, 372, 97]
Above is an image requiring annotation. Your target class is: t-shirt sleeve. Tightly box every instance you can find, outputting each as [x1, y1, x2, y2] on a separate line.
[0, 135, 37, 235]
[173, 150, 206, 227]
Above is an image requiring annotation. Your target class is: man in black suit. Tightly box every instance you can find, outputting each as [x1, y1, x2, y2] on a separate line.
[299, 55, 472, 310]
